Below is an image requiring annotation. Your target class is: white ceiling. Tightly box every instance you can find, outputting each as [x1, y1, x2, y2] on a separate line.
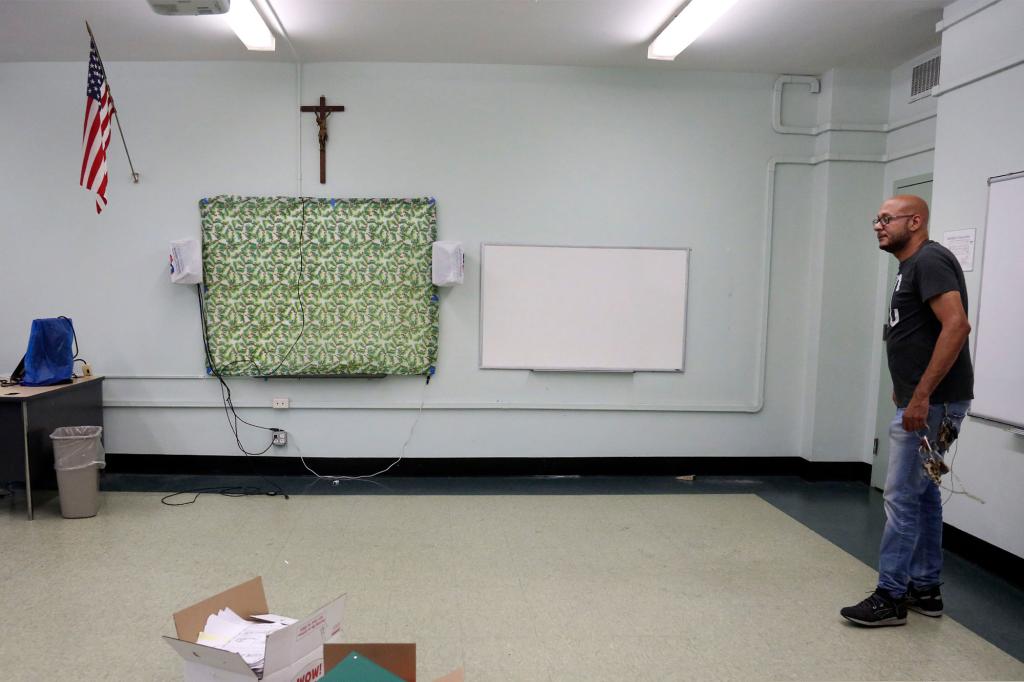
[1, 0, 951, 73]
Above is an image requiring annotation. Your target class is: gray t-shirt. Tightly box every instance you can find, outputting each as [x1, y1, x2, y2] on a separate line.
[885, 240, 974, 408]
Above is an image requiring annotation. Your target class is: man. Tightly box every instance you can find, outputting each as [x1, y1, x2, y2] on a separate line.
[841, 195, 974, 627]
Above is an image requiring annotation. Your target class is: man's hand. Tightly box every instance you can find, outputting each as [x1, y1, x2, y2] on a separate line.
[902, 396, 929, 432]
[901, 291, 970, 432]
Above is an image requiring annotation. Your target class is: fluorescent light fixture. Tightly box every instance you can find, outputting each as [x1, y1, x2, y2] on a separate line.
[648, 0, 739, 61]
[227, 0, 275, 51]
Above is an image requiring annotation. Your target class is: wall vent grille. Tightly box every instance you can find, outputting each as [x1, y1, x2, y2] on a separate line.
[910, 56, 941, 101]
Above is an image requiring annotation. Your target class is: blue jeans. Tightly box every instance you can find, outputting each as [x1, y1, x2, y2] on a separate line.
[877, 400, 970, 598]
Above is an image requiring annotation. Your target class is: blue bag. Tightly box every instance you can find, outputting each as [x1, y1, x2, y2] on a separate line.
[21, 317, 76, 386]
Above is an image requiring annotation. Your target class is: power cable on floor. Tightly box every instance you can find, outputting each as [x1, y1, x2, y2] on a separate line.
[299, 376, 429, 482]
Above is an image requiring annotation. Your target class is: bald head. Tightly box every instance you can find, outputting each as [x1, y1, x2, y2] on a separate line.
[888, 194, 930, 229]
[874, 194, 930, 259]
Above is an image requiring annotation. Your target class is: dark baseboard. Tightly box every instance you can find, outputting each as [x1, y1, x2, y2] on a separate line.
[796, 460, 872, 483]
[103, 454, 871, 482]
[943, 523, 1024, 589]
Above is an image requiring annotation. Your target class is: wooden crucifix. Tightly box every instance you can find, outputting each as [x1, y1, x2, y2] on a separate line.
[300, 95, 345, 183]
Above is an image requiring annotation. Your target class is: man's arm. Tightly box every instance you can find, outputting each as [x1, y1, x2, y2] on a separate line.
[902, 291, 971, 431]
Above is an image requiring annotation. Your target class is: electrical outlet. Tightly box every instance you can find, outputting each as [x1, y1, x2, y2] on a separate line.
[81, 363, 93, 377]
[273, 430, 287, 446]
[272, 398, 290, 409]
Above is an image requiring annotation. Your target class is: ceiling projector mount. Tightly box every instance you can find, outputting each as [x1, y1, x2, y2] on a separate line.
[147, 0, 230, 15]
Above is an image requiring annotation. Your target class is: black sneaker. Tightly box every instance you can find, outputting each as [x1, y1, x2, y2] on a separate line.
[907, 584, 943, 617]
[840, 589, 907, 627]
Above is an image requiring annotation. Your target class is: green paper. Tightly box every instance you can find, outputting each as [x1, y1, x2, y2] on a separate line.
[321, 650, 405, 682]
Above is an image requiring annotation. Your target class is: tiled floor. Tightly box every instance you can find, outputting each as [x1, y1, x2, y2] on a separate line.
[1, 476, 1022, 681]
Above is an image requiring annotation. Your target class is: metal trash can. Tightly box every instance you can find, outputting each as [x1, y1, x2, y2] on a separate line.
[50, 426, 105, 518]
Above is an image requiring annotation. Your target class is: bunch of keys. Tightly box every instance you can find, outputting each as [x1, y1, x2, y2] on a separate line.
[936, 416, 959, 452]
[919, 435, 950, 485]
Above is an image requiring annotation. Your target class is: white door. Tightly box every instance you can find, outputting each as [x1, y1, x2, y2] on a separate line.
[870, 177, 932, 490]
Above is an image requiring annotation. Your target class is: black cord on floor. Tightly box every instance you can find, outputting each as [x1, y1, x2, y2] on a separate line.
[161, 485, 286, 506]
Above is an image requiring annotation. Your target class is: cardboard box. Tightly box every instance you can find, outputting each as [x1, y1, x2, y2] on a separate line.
[164, 577, 346, 682]
[323, 644, 464, 682]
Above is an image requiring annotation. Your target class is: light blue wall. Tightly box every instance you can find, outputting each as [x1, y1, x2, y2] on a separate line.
[928, 0, 1024, 558]
[2, 60, 895, 462]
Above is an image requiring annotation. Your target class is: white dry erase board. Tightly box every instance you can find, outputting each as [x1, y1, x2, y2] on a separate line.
[479, 244, 689, 371]
[970, 171, 1024, 432]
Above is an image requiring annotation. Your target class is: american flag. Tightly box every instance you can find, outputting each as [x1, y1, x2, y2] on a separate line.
[81, 37, 112, 214]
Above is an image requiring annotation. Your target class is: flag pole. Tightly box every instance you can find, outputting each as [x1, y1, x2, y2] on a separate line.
[85, 22, 139, 183]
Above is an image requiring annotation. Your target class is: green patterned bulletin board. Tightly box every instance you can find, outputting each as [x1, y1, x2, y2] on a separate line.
[199, 196, 438, 376]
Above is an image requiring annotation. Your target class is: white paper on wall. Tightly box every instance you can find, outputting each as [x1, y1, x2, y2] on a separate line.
[942, 228, 976, 272]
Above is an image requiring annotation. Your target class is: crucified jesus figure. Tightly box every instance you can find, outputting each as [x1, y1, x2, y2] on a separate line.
[316, 109, 330, 150]
[300, 95, 345, 183]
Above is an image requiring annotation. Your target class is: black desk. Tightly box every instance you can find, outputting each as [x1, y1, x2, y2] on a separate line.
[0, 376, 104, 519]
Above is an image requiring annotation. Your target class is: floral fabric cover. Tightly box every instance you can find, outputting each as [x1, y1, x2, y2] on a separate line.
[199, 195, 438, 376]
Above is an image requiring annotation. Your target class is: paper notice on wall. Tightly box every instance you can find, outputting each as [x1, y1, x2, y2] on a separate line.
[943, 229, 976, 272]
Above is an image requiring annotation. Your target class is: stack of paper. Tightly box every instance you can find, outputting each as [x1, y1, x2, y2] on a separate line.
[196, 608, 298, 675]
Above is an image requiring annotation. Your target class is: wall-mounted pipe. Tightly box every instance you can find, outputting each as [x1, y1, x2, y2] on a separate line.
[772, 75, 821, 135]
[772, 75, 936, 136]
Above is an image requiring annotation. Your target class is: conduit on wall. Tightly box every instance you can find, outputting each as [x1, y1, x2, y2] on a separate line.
[772, 75, 936, 136]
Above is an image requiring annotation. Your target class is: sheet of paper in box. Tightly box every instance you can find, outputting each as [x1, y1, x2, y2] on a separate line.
[196, 608, 297, 673]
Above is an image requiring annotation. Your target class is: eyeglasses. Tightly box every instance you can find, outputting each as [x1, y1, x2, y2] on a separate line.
[872, 214, 915, 227]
